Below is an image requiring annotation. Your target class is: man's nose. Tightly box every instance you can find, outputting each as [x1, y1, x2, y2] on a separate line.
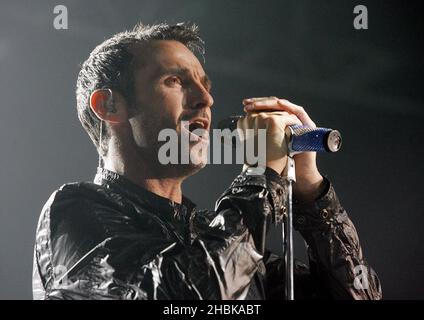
[188, 82, 214, 110]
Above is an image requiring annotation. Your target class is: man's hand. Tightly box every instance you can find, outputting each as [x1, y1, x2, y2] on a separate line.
[237, 107, 302, 175]
[242, 97, 325, 202]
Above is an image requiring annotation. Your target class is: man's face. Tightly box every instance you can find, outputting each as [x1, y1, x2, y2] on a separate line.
[128, 40, 213, 175]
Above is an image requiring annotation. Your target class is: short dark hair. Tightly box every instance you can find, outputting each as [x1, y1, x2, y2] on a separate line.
[76, 22, 205, 156]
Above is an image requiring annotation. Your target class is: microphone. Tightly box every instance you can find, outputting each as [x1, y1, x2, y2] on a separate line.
[216, 115, 342, 154]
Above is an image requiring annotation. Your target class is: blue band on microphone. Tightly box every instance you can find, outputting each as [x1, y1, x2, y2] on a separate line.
[290, 125, 331, 152]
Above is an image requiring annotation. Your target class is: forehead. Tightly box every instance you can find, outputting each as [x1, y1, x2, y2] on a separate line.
[132, 40, 205, 77]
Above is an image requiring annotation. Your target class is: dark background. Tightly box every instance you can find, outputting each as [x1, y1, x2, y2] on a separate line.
[0, 0, 422, 299]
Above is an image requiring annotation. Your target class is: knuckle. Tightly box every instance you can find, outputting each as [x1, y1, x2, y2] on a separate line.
[271, 111, 287, 116]
[268, 116, 280, 125]
[289, 115, 301, 124]
[257, 113, 268, 120]
[245, 113, 254, 120]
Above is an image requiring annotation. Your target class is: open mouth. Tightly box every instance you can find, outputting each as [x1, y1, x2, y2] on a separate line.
[183, 119, 209, 143]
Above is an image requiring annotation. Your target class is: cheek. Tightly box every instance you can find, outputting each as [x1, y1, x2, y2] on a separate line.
[134, 84, 185, 132]
[157, 96, 185, 128]
[129, 108, 179, 149]
[156, 83, 185, 108]
[128, 115, 152, 148]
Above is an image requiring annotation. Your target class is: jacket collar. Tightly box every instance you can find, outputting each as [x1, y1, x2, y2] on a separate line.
[93, 167, 196, 223]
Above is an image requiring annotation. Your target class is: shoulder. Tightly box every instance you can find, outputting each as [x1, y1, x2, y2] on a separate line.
[35, 181, 131, 254]
[36, 182, 113, 248]
[39, 182, 111, 229]
[34, 182, 114, 289]
[44, 181, 114, 210]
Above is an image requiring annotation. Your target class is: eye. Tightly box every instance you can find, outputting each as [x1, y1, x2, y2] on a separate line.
[165, 76, 182, 87]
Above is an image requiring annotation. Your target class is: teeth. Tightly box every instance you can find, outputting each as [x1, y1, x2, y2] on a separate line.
[189, 121, 205, 131]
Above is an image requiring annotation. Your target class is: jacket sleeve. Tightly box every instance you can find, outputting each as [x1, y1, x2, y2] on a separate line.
[294, 177, 382, 299]
[213, 166, 287, 256]
[264, 177, 383, 300]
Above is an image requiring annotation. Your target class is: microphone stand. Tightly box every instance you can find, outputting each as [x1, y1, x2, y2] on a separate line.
[283, 155, 296, 300]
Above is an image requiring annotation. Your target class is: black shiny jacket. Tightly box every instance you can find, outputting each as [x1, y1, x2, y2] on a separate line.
[32, 167, 382, 300]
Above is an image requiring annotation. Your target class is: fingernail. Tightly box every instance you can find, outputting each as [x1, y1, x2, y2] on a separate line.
[245, 104, 254, 110]
[243, 98, 252, 104]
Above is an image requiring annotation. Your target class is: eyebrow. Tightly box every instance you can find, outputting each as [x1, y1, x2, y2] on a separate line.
[161, 67, 212, 92]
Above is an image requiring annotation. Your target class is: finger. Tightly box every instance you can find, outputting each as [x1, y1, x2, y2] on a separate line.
[271, 113, 302, 128]
[264, 111, 290, 116]
[243, 103, 281, 113]
[244, 99, 281, 111]
[244, 98, 316, 127]
[257, 113, 303, 129]
[276, 99, 316, 127]
[248, 111, 303, 127]
[243, 96, 277, 105]
[246, 111, 290, 117]
[283, 114, 303, 127]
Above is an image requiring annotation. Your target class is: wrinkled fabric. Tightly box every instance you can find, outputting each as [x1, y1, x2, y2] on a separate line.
[32, 167, 382, 300]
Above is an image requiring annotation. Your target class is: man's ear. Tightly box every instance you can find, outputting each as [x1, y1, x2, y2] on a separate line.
[89, 89, 128, 123]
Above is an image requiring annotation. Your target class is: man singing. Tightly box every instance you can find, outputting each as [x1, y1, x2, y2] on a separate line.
[32, 22, 382, 300]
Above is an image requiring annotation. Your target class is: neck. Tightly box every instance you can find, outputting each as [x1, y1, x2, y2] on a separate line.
[127, 174, 183, 204]
[103, 146, 185, 204]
